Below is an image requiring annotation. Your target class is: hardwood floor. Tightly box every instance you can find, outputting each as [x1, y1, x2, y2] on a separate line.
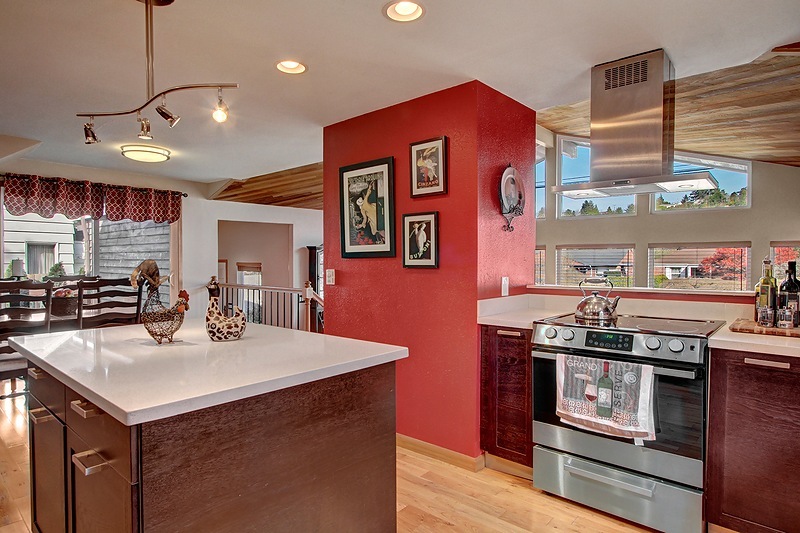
[0, 378, 648, 533]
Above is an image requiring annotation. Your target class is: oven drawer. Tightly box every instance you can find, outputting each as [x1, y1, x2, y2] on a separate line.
[533, 446, 702, 533]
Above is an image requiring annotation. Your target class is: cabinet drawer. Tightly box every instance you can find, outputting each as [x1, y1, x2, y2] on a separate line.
[67, 429, 138, 533]
[27, 363, 66, 422]
[65, 388, 138, 483]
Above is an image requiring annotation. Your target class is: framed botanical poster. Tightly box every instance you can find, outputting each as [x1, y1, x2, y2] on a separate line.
[339, 157, 395, 258]
[402, 211, 438, 268]
[410, 136, 448, 197]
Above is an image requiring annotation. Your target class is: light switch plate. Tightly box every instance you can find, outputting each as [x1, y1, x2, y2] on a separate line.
[501, 276, 509, 296]
[325, 269, 335, 285]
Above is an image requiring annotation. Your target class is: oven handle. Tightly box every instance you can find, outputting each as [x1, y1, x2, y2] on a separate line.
[531, 350, 697, 379]
[563, 463, 656, 498]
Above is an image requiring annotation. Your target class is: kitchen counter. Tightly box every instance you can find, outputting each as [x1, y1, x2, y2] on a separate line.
[17, 319, 405, 532]
[11, 318, 408, 425]
[708, 327, 800, 358]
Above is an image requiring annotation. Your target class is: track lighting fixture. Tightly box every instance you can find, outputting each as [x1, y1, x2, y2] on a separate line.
[155, 98, 181, 128]
[76, 0, 238, 149]
[84, 119, 100, 144]
[212, 89, 229, 123]
[137, 114, 153, 140]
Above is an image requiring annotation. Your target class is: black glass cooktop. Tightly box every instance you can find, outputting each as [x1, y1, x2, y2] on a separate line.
[541, 313, 725, 338]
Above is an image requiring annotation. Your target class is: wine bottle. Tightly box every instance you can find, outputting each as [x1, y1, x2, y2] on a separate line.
[779, 261, 800, 326]
[755, 257, 777, 325]
[596, 361, 613, 418]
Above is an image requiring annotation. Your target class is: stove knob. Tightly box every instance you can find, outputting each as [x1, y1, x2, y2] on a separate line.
[545, 327, 558, 339]
[645, 337, 662, 350]
[561, 329, 575, 341]
[668, 339, 685, 353]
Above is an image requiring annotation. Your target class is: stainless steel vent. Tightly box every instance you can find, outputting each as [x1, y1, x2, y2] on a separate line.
[604, 59, 648, 90]
[552, 49, 717, 198]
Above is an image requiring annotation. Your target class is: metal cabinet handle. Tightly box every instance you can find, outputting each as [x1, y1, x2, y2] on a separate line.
[28, 407, 55, 425]
[653, 367, 697, 379]
[27, 367, 46, 380]
[497, 329, 523, 338]
[744, 358, 790, 370]
[564, 463, 656, 498]
[70, 399, 103, 419]
[72, 451, 108, 476]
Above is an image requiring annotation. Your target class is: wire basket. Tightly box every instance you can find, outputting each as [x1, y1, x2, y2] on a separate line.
[52, 297, 79, 316]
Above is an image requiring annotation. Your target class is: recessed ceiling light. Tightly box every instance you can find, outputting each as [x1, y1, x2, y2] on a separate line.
[121, 144, 171, 163]
[276, 60, 306, 74]
[384, 1, 424, 22]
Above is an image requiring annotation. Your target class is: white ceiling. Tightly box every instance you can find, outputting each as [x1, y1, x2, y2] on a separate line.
[1, 0, 798, 184]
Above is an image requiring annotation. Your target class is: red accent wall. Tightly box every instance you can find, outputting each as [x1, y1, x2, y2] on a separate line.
[323, 81, 535, 457]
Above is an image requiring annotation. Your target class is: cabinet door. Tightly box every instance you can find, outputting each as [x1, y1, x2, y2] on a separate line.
[707, 349, 800, 533]
[29, 395, 67, 533]
[66, 429, 138, 533]
[480, 325, 532, 466]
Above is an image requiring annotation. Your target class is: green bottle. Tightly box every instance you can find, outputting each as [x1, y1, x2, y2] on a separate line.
[596, 361, 613, 418]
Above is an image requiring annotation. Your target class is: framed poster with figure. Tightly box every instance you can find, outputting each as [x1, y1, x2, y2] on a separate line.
[339, 157, 395, 258]
[410, 137, 447, 197]
[402, 211, 438, 268]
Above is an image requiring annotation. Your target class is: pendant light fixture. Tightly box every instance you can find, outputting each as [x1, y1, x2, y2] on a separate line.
[77, 0, 238, 160]
[212, 88, 229, 123]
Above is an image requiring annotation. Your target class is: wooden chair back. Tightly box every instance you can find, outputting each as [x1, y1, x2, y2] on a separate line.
[77, 278, 144, 329]
[0, 280, 53, 385]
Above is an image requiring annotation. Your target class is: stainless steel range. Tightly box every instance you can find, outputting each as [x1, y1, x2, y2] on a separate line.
[531, 313, 724, 533]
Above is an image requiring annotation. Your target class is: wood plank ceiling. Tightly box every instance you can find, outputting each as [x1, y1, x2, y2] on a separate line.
[538, 52, 800, 167]
[211, 162, 323, 210]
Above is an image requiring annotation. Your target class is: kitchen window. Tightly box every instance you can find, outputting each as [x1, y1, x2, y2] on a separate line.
[557, 136, 636, 219]
[556, 245, 634, 287]
[534, 247, 545, 285]
[652, 153, 750, 213]
[771, 242, 800, 280]
[648, 244, 750, 291]
[535, 159, 546, 219]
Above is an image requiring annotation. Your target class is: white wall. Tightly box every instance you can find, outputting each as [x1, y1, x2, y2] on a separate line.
[181, 197, 322, 318]
[217, 221, 292, 287]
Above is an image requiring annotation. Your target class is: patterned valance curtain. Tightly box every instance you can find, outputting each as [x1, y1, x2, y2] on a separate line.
[1, 174, 182, 223]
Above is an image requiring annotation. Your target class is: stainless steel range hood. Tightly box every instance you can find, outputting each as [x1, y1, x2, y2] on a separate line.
[553, 49, 717, 199]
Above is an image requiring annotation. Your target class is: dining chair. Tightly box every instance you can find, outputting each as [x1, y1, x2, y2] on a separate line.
[77, 278, 144, 329]
[0, 279, 54, 399]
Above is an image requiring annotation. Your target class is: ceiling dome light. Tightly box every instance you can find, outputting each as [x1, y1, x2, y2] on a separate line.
[276, 60, 307, 74]
[384, 1, 424, 22]
[212, 88, 229, 123]
[121, 144, 171, 163]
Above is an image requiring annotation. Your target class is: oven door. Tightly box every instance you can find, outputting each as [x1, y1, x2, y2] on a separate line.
[532, 348, 705, 489]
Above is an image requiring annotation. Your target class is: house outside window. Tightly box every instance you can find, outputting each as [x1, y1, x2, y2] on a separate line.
[556, 246, 635, 287]
[26, 243, 56, 278]
[649, 244, 750, 291]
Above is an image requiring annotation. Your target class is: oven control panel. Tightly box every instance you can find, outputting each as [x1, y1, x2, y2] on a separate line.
[532, 325, 705, 364]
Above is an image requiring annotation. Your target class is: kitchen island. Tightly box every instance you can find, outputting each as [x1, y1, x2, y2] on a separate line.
[11, 319, 408, 533]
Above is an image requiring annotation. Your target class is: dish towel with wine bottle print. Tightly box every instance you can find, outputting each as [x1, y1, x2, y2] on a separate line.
[556, 354, 656, 440]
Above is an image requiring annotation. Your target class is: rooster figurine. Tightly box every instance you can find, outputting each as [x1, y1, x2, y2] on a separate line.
[132, 260, 189, 344]
[205, 276, 246, 341]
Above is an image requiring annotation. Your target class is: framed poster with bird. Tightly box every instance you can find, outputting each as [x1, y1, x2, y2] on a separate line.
[339, 157, 396, 258]
[410, 136, 447, 197]
[402, 211, 438, 268]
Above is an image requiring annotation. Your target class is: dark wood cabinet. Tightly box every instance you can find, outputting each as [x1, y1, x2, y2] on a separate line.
[480, 325, 532, 467]
[29, 394, 67, 533]
[706, 349, 800, 533]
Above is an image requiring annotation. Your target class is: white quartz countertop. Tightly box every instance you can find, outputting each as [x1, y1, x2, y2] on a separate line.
[10, 319, 408, 426]
[708, 327, 800, 359]
[477, 308, 569, 329]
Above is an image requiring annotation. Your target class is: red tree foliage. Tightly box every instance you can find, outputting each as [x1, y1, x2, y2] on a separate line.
[774, 247, 799, 264]
[699, 248, 747, 280]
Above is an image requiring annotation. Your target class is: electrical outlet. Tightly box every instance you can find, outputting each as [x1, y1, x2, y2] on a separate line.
[325, 269, 336, 285]
[501, 276, 509, 296]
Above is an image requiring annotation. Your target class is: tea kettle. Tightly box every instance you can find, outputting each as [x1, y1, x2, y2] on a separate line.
[576, 277, 621, 324]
